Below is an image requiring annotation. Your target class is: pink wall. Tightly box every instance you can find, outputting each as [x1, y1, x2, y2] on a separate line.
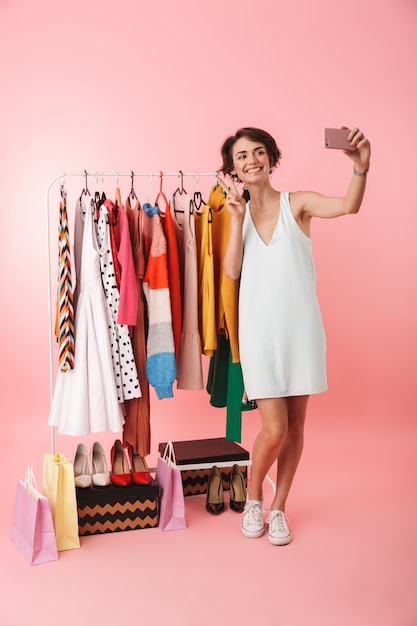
[1, 0, 416, 464]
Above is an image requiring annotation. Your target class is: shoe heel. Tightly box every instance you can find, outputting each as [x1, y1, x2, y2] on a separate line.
[206, 466, 225, 515]
[229, 464, 246, 513]
[110, 440, 132, 486]
[128, 446, 151, 484]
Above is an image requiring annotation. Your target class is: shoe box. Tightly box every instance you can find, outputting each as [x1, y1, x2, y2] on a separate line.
[76, 478, 160, 536]
[158, 438, 250, 497]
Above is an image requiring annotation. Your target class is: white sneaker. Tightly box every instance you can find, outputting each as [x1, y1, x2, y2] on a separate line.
[267, 510, 292, 545]
[241, 500, 265, 538]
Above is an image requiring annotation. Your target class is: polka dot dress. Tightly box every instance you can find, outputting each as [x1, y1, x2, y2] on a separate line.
[96, 206, 141, 402]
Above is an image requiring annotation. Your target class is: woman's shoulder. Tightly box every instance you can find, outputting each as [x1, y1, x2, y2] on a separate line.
[288, 190, 320, 215]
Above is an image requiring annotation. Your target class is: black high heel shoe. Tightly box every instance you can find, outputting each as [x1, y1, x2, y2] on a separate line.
[206, 466, 225, 515]
[229, 464, 246, 513]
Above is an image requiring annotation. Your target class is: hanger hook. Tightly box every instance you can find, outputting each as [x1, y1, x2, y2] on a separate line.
[147, 171, 153, 201]
[83, 170, 90, 195]
[179, 170, 184, 194]
[159, 171, 164, 194]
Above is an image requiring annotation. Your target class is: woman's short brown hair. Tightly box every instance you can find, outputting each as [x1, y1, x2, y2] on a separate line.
[219, 127, 282, 179]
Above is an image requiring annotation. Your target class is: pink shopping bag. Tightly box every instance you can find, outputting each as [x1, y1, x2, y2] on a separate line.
[156, 441, 187, 531]
[11, 466, 58, 565]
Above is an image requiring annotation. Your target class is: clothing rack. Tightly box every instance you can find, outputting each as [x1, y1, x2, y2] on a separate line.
[45, 170, 217, 454]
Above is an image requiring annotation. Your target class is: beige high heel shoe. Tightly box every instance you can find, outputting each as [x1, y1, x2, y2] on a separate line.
[73, 443, 92, 488]
[91, 442, 111, 487]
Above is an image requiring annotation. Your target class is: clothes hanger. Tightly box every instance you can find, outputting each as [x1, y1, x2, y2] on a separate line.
[129, 171, 138, 201]
[59, 180, 67, 200]
[145, 172, 153, 204]
[192, 173, 206, 212]
[93, 173, 107, 221]
[154, 171, 169, 211]
[173, 170, 187, 197]
[80, 170, 91, 199]
[115, 173, 122, 207]
[172, 170, 189, 214]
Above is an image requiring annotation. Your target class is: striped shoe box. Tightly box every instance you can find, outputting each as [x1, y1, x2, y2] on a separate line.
[76, 479, 160, 535]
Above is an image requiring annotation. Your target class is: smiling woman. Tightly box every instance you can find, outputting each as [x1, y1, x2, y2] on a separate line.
[217, 125, 370, 546]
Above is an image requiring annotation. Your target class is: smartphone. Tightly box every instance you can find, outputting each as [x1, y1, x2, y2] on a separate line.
[323, 128, 354, 151]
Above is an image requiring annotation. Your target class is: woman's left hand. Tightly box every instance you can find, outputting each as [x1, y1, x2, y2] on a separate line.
[344, 126, 371, 170]
[216, 173, 246, 220]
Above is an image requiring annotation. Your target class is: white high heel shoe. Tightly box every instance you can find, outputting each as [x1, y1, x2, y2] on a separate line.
[73, 443, 92, 488]
[91, 442, 111, 487]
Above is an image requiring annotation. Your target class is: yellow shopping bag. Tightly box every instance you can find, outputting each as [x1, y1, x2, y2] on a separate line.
[42, 452, 80, 551]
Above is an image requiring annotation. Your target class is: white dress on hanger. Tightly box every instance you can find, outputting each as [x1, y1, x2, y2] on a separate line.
[96, 204, 141, 402]
[48, 196, 124, 436]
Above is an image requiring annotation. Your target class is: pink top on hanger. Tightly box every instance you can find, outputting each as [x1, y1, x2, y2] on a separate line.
[116, 205, 138, 326]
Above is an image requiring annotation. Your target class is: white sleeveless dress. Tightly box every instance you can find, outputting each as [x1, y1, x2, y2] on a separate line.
[238, 191, 327, 400]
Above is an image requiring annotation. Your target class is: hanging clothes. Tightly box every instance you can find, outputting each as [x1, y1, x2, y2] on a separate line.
[205, 184, 257, 443]
[207, 184, 240, 363]
[158, 195, 182, 366]
[48, 196, 124, 436]
[106, 201, 139, 327]
[142, 202, 176, 399]
[106, 202, 122, 291]
[55, 186, 75, 371]
[194, 202, 216, 356]
[170, 194, 203, 391]
[123, 196, 151, 456]
[96, 203, 141, 403]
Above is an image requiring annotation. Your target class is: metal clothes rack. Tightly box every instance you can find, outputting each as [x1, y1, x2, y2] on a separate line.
[43, 170, 278, 494]
[45, 170, 217, 454]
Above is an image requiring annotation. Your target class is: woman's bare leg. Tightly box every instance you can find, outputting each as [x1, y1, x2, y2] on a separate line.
[271, 395, 309, 511]
[248, 397, 289, 501]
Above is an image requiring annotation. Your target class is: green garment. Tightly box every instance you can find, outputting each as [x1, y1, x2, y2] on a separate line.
[206, 334, 256, 443]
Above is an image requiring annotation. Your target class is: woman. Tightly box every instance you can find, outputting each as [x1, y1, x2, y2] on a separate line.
[218, 126, 370, 545]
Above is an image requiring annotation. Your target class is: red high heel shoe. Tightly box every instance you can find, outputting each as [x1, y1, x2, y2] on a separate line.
[127, 445, 151, 485]
[110, 440, 132, 486]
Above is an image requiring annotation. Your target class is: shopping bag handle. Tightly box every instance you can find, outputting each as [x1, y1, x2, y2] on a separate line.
[24, 465, 38, 491]
[162, 441, 177, 466]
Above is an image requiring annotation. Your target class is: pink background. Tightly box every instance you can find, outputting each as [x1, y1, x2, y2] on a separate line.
[0, 1, 416, 625]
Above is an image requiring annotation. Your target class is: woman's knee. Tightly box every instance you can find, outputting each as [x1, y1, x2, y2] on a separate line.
[261, 422, 288, 447]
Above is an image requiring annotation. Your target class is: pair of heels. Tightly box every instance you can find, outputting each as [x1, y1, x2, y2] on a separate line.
[206, 464, 247, 515]
[73, 442, 111, 488]
[110, 439, 151, 487]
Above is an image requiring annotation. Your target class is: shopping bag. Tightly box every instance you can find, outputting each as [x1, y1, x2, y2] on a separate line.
[42, 452, 80, 551]
[10, 466, 58, 565]
[156, 441, 187, 531]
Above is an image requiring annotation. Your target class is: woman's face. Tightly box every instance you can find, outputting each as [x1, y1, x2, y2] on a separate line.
[231, 136, 271, 183]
